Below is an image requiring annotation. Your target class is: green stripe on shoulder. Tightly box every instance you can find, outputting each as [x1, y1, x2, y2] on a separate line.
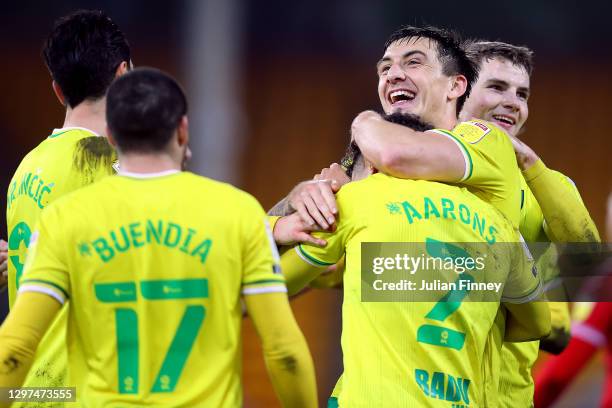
[20, 279, 70, 299]
[47, 129, 73, 139]
[437, 129, 474, 180]
[297, 245, 334, 266]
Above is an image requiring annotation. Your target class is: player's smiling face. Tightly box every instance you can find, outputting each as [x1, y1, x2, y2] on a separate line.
[377, 37, 452, 125]
[460, 58, 530, 137]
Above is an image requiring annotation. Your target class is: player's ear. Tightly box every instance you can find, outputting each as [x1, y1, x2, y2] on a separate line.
[448, 74, 468, 103]
[106, 127, 118, 147]
[115, 61, 129, 78]
[177, 116, 189, 147]
[51, 81, 67, 107]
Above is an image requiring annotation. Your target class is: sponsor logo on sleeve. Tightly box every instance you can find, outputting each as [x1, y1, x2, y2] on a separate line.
[456, 120, 491, 144]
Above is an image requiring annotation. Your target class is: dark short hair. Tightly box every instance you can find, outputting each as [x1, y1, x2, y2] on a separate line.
[106, 67, 188, 153]
[465, 40, 534, 76]
[382, 112, 434, 132]
[384, 25, 479, 115]
[340, 141, 361, 178]
[42, 10, 130, 108]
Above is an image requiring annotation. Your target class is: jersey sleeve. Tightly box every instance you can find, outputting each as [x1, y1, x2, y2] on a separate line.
[240, 194, 286, 296]
[18, 204, 71, 305]
[501, 234, 542, 303]
[523, 160, 601, 243]
[430, 120, 520, 225]
[295, 189, 355, 267]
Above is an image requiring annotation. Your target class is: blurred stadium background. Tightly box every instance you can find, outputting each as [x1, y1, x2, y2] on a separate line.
[1, 0, 610, 406]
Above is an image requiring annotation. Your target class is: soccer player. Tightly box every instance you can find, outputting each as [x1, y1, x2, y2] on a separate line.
[0, 68, 317, 407]
[280, 143, 549, 407]
[269, 25, 526, 405]
[301, 38, 601, 406]
[459, 40, 601, 407]
[5, 10, 130, 393]
[272, 26, 522, 235]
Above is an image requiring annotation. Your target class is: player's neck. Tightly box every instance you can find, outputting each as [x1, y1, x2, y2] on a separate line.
[437, 107, 459, 130]
[62, 98, 107, 136]
[118, 154, 181, 174]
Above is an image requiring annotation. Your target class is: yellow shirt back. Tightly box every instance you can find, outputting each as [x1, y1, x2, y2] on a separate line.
[7, 128, 116, 304]
[298, 173, 539, 407]
[20, 172, 283, 407]
[5, 128, 116, 397]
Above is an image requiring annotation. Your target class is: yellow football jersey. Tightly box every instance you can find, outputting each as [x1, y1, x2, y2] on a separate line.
[5, 127, 116, 400]
[430, 119, 522, 229]
[7, 127, 116, 305]
[297, 173, 539, 407]
[20, 171, 283, 407]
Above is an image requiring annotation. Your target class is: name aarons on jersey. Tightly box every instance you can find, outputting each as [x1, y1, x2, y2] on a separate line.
[392, 196, 499, 244]
[415, 368, 470, 407]
[81, 219, 212, 264]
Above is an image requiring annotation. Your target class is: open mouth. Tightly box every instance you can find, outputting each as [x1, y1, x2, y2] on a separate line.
[491, 114, 516, 128]
[388, 89, 416, 105]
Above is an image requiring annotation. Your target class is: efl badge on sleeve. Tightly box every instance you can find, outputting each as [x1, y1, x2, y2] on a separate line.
[455, 120, 491, 144]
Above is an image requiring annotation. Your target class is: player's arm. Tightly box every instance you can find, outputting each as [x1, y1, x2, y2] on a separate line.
[281, 188, 350, 295]
[308, 256, 344, 290]
[240, 196, 318, 407]
[502, 238, 551, 342]
[513, 138, 600, 243]
[539, 301, 571, 354]
[351, 111, 466, 181]
[503, 302, 551, 342]
[0, 202, 71, 400]
[269, 163, 350, 231]
[271, 213, 327, 248]
[244, 292, 318, 408]
[0, 292, 61, 399]
[281, 247, 330, 296]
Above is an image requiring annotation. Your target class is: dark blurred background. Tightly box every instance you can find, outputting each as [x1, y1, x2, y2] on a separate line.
[1, 1, 611, 406]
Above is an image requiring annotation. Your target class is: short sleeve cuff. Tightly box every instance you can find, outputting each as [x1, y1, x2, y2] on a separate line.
[428, 129, 472, 181]
[295, 245, 335, 267]
[242, 278, 287, 295]
[18, 279, 68, 305]
[501, 279, 542, 304]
